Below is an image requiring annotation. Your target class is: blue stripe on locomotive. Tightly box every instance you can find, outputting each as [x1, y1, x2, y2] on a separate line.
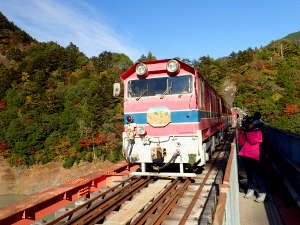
[124, 110, 214, 125]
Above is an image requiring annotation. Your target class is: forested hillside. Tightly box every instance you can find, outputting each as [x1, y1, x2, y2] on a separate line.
[192, 39, 300, 134]
[284, 31, 300, 46]
[0, 12, 299, 168]
[0, 12, 134, 167]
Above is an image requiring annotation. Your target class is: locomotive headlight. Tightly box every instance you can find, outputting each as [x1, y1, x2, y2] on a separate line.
[166, 59, 180, 74]
[135, 63, 148, 76]
[137, 127, 146, 136]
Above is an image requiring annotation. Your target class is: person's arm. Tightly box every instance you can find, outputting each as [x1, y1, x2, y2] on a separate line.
[245, 130, 263, 145]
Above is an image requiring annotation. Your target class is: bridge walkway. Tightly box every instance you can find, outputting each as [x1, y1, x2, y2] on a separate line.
[239, 193, 270, 225]
[213, 125, 300, 225]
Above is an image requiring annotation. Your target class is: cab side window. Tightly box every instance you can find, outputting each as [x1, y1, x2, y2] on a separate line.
[199, 78, 205, 108]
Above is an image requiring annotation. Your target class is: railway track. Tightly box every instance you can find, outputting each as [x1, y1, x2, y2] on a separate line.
[37, 134, 232, 225]
[39, 176, 152, 225]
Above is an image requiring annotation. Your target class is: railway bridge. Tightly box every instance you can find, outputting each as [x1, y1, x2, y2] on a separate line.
[0, 125, 299, 225]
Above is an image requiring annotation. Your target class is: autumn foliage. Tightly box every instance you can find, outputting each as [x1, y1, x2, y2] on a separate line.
[1, 11, 299, 169]
[80, 133, 107, 148]
[284, 104, 299, 115]
[0, 142, 6, 152]
[0, 100, 6, 109]
[195, 38, 300, 134]
[0, 12, 130, 167]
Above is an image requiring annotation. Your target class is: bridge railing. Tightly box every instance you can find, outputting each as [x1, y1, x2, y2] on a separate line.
[213, 137, 240, 225]
[262, 125, 300, 207]
[262, 125, 300, 169]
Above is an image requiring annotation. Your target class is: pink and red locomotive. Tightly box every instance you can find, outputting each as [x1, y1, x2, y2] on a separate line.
[116, 59, 231, 176]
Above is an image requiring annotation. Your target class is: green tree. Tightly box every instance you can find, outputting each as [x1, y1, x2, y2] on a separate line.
[137, 51, 157, 62]
[0, 65, 15, 98]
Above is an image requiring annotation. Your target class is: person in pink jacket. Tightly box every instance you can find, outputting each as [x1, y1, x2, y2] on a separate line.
[238, 117, 266, 202]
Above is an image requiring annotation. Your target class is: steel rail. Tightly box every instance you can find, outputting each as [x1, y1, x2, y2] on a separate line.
[178, 158, 219, 225]
[67, 176, 152, 225]
[131, 132, 232, 225]
[130, 178, 186, 225]
[44, 176, 138, 225]
[178, 133, 232, 225]
[149, 179, 191, 225]
[47, 132, 232, 225]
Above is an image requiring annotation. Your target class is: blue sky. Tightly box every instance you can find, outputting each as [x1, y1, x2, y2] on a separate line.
[1, 0, 300, 61]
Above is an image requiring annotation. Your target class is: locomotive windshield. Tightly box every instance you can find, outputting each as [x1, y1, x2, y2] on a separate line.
[128, 75, 193, 98]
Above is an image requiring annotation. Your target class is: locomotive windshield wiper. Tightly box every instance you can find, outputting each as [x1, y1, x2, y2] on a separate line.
[136, 88, 148, 101]
[160, 81, 173, 99]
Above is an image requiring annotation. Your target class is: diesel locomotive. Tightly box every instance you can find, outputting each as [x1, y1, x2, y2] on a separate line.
[113, 59, 231, 177]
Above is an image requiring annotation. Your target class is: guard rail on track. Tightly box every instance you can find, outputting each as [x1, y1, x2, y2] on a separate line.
[0, 161, 138, 225]
[213, 137, 240, 225]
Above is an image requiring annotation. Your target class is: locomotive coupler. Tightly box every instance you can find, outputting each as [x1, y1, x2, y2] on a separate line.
[151, 144, 165, 163]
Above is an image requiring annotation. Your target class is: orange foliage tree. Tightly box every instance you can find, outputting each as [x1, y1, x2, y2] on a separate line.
[284, 104, 299, 115]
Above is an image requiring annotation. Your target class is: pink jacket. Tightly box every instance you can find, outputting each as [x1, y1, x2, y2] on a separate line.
[238, 130, 263, 161]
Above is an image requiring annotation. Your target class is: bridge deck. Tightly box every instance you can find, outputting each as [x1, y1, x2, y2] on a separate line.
[239, 193, 269, 225]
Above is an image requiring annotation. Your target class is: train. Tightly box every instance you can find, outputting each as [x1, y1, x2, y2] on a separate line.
[113, 59, 232, 177]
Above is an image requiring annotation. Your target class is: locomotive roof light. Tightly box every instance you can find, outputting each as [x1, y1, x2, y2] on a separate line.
[135, 63, 148, 76]
[166, 59, 180, 74]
